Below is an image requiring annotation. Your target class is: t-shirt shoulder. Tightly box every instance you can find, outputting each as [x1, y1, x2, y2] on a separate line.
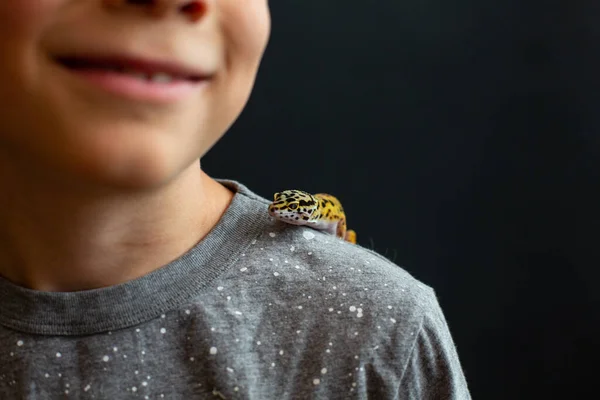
[256, 221, 434, 307]
[231, 180, 437, 322]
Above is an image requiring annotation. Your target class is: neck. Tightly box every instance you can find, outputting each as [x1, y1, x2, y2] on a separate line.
[0, 162, 233, 292]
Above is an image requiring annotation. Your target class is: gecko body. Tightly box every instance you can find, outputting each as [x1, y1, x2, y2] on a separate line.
[268, 189, 357, 244]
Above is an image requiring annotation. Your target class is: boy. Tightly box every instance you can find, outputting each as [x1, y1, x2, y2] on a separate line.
[0, 0, 471, 398]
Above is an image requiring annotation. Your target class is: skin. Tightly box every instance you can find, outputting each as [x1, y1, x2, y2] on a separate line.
[0, 0, 271, 291]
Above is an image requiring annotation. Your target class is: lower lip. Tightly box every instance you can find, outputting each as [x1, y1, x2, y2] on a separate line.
[64, 67, 205, 103]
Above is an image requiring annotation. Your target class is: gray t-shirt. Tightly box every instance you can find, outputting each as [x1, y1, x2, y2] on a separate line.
[0, 180, 471, 399]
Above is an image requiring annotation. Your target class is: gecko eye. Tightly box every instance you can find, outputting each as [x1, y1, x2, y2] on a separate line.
[289, 203, 298, 210]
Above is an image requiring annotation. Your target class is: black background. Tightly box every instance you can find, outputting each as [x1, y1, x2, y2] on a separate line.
[203, 1, 600, 398]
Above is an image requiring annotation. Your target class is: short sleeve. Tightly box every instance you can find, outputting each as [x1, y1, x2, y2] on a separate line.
[397, 294, 472, 399]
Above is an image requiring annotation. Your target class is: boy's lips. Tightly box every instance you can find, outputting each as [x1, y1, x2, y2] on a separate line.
[54, 54, 212, 103]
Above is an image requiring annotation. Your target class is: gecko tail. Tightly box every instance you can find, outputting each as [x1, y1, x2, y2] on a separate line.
[345, 230, 357, 244]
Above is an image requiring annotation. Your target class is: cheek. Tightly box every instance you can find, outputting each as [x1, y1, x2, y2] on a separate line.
[195, 0, 270, 155]
[0, 0, 58, 34]
[221, 0, 271, 66]
[0, 0, 61, 88]
[0, 2, 51, 144]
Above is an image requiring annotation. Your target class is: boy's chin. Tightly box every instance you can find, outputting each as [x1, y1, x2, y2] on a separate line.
[75, 153, 186, 192]
[44, 127, 203, 193]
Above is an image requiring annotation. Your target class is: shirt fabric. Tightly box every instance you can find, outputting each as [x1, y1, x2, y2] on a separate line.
[0, 180, 471, 399]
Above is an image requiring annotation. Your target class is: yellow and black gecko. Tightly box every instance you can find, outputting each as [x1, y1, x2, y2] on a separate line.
[268, 189, 357, 244]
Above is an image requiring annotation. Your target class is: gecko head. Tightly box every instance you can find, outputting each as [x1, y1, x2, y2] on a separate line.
[268, 190, 318, 223]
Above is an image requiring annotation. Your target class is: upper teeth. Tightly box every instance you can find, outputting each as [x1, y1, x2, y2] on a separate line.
[120, 68, 174, 83]
[150, 73, 174, 83]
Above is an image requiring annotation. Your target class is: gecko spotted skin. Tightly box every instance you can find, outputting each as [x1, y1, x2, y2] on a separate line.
[268, 190, 357, 244]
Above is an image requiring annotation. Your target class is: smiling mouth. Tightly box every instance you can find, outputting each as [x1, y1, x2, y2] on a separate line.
[55, 55, 208, 84]
[54, 55, 211, 102]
